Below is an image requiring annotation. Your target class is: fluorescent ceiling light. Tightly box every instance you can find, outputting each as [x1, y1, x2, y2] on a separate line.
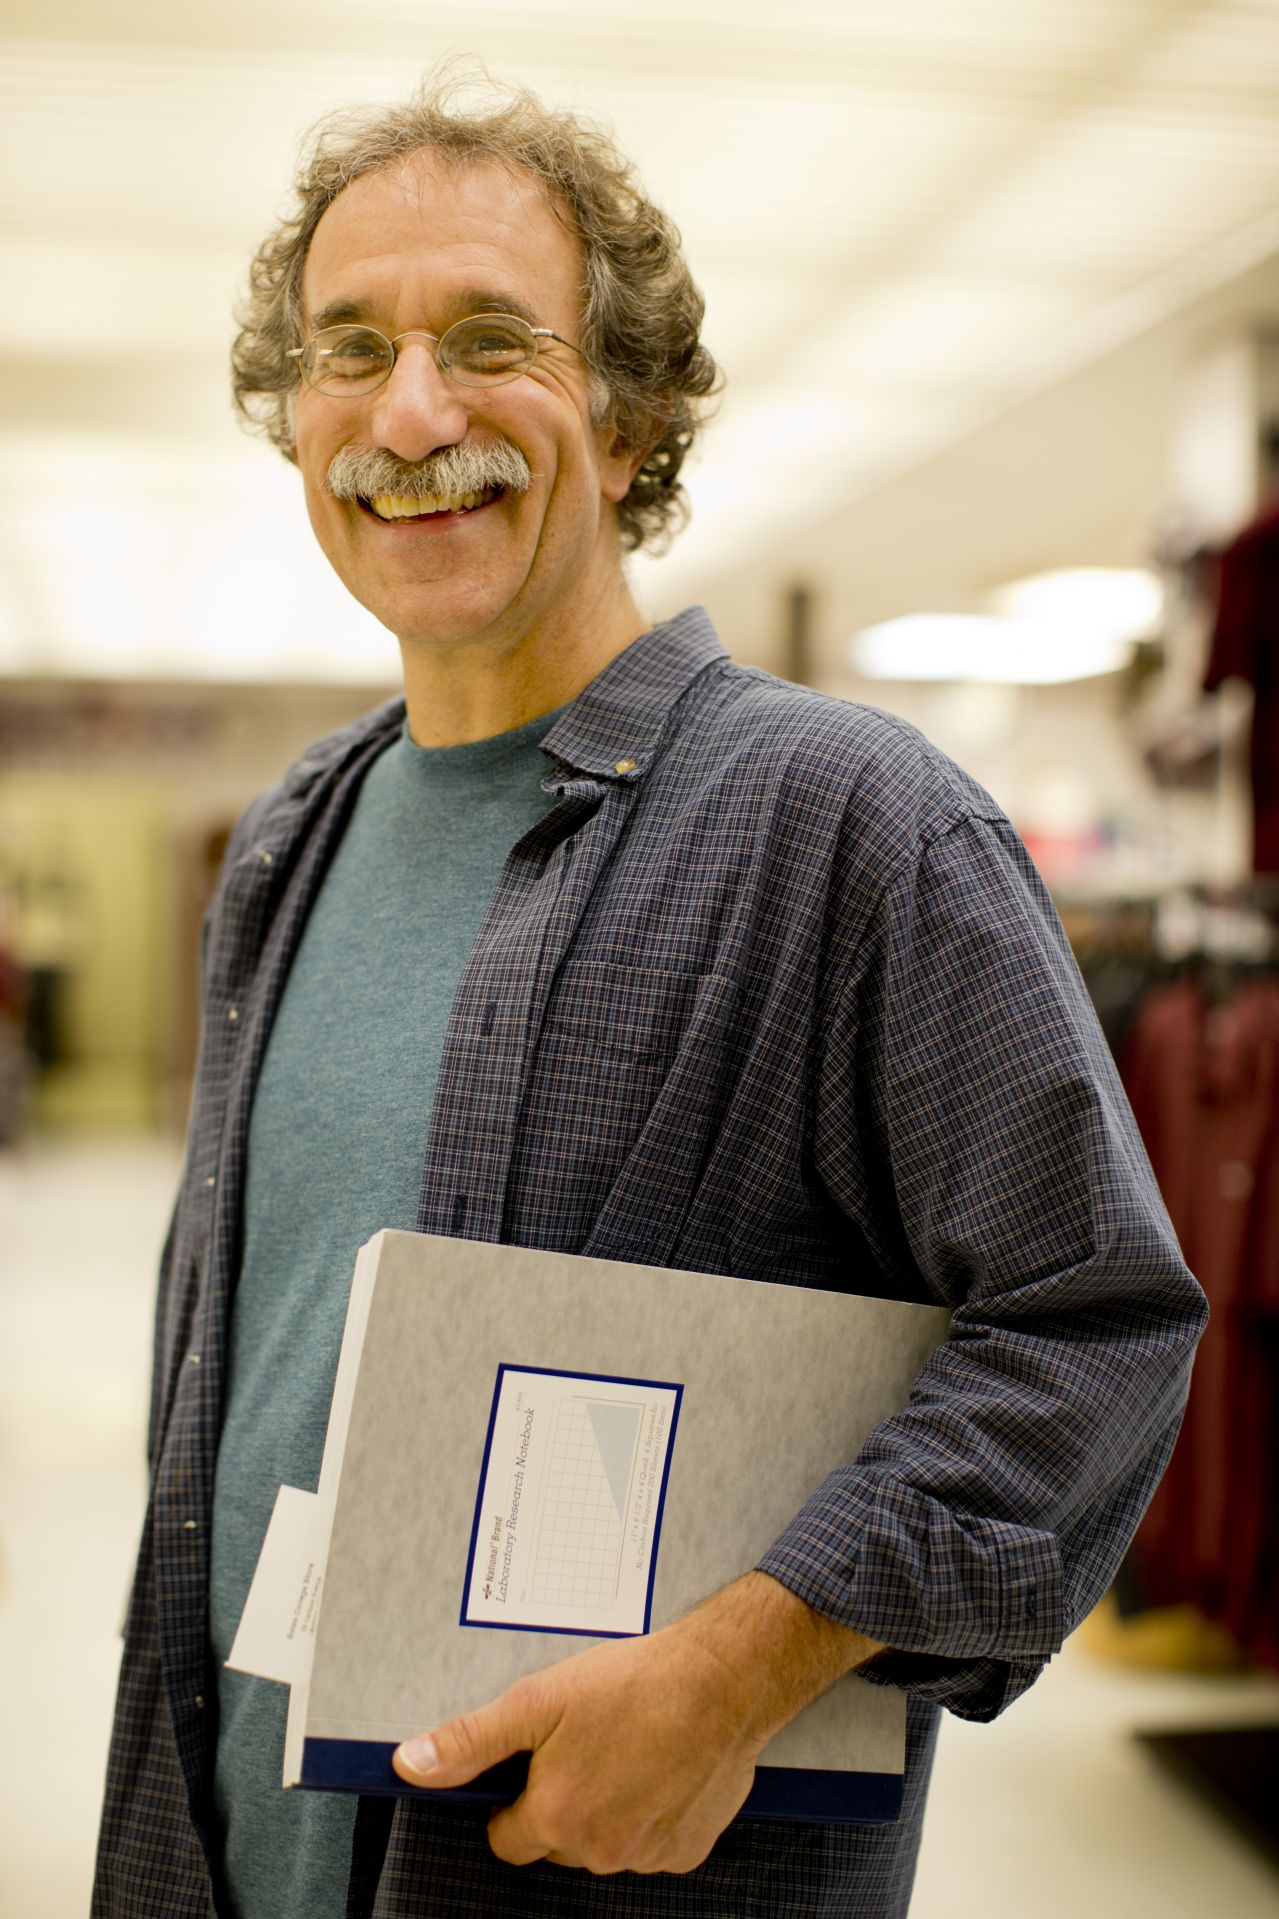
[849, 613, 1133, 684]
[850, 566, 1162, 684]
[988, 567, 1163, 641]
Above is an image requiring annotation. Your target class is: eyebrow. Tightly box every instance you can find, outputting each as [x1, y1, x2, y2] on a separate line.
[306, 288, 544, 334]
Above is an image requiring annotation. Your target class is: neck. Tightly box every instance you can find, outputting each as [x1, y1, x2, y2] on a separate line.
[398, 571, 648, 747]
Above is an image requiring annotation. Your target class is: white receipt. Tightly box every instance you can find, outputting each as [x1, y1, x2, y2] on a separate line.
[227, 1484, 335, 1686]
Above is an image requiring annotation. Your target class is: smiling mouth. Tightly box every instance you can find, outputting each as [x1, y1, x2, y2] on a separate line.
[361, 486, 503, 521]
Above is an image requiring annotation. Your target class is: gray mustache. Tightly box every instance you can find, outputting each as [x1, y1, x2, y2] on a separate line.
[327, 441, 532, 501]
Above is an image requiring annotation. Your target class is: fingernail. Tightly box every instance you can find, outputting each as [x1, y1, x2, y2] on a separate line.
[398, 1734, 439, 1775]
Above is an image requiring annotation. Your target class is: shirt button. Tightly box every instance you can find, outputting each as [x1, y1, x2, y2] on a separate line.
[204, 1175, 216, 1188]
[614, 758, 637, 774]
[195, 1695, 205, 1710]
[259, 849, 274, 866]
[227, 1006, 239, 1022]
[183, 1519, 198, 1531]
[188, 1352, 201, 1366]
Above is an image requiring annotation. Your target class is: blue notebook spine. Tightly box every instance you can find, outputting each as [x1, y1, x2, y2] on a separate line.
[297, 1738, 903, 1826]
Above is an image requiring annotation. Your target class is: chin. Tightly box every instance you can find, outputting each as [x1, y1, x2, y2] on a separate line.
[381, 598, 508, 651]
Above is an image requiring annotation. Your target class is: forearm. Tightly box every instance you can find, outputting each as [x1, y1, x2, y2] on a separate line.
[680, 1569, 888, 1748]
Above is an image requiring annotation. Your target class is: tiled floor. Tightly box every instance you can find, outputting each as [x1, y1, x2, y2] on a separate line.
[3, 1135, 1277, 1917]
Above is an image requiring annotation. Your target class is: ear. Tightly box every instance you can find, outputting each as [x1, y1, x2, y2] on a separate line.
[595, 404, 673, 506]
[595, 424, 651, 505]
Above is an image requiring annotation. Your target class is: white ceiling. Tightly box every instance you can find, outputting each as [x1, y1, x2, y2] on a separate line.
[5, 0, 1279, 681]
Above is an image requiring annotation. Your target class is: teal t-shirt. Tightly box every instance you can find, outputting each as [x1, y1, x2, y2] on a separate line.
[208, 707, 561, 1919]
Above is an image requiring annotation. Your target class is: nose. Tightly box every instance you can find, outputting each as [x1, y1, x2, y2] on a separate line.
[368, 336, 469, 462]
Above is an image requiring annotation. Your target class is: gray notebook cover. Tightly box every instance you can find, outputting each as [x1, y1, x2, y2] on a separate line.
[286, 1231, 949, 1823]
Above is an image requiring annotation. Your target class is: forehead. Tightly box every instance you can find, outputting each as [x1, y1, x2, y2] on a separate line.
[301, 151, 584, 330]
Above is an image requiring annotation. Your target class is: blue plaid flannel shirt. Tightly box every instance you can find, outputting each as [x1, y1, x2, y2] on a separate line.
[94, 607, 1205, 1918]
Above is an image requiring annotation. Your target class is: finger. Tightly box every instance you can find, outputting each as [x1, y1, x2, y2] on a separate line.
[486, 1799, 554, 1868]
[392, 1682, 540, 1788]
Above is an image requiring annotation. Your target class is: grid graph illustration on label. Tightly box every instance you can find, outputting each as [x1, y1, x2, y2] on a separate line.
[529, 1396, 643, 1610]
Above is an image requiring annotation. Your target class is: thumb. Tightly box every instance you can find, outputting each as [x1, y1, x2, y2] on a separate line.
[392, 1681, 543, 1788]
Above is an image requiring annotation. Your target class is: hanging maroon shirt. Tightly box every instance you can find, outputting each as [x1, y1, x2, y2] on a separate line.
[1205, 506, 1279, 874]
[1121, 972, 1279, 1665]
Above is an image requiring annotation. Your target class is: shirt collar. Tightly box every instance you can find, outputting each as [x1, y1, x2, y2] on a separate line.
[539, 605, 727, 782]
[278, 604, 725, 800]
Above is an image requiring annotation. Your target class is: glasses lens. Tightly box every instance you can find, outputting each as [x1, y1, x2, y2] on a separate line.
[303, 326, 394, 394]
[439, 315, 534, 385]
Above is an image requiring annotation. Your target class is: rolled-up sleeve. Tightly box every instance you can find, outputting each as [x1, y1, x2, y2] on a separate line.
[756, 813, 1207, 1720]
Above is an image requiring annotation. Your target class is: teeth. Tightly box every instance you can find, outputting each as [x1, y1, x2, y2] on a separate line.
[368, 489, 491, 520]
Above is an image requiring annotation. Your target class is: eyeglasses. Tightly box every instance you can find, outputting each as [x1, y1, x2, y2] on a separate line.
[286, 312, 584, 397]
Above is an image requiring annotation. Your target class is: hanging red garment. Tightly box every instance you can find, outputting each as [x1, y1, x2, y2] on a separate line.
[1121, 971, 1279, 1665]
[1205, 506, 1279, 874]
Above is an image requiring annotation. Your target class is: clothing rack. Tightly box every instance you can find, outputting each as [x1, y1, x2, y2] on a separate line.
[1062, 887, 1279, 1867]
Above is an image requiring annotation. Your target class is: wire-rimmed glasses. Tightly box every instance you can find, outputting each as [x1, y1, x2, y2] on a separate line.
[286, 312, 584, 396]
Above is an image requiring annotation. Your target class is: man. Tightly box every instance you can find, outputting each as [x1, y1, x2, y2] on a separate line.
[94, 75, 1206, 1919]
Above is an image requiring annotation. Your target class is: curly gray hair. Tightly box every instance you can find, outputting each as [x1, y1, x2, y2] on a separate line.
[230, 72, 721, 554]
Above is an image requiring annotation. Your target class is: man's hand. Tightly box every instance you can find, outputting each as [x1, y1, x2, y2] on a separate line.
[390, 1571, 885, 1875]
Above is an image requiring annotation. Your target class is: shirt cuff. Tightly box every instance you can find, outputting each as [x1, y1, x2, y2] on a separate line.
[755, 1468, 1066, 1713]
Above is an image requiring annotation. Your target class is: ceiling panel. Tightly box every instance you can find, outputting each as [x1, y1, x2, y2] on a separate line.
[0, 0, 1179, 74]
[810, 276, 1094, 390]
[6, 0, 1279, 681]
[1131, 0, 1279, 93]
[941, 112, 1279, 277]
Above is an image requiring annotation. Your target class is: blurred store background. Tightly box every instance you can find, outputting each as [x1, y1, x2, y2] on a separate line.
[3, 2, 1279, 1913]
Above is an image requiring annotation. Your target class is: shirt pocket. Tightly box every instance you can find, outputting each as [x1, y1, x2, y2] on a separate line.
[540, 959, 727, 1064]
[509, 961, 742, 1252]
